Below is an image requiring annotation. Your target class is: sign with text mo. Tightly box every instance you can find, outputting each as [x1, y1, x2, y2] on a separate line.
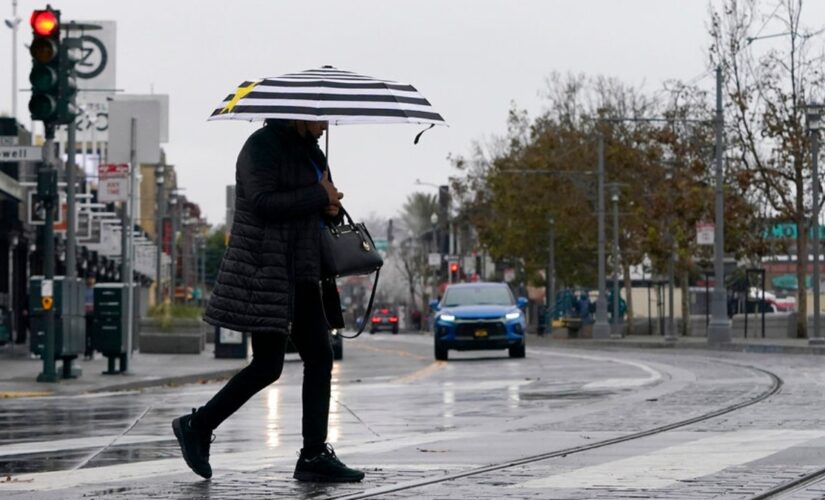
[98, 163, 130, 202]
[696, 222, 715, 246]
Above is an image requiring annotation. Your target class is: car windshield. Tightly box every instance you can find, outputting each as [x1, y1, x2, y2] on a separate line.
[442, 286, 514, 307]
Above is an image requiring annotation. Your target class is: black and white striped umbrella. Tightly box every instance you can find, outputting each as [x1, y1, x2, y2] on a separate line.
[209, 66, 446, 126]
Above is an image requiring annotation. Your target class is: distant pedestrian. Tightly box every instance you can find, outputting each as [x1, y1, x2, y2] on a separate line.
[579, 294, 592, 321]
[84, 276, 96, 360]
[172, 119, 364, 482]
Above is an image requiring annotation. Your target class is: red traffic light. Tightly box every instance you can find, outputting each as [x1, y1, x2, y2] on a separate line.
[31, 10, 58, 36]
[450, 262, 459, 273]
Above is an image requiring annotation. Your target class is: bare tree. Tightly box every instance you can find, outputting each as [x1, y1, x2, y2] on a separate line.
[710, 0, 825, 337]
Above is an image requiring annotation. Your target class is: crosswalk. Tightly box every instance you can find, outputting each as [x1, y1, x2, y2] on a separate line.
[516, 430, 825, 490]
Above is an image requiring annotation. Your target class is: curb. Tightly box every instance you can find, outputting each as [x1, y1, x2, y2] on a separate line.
[87, 367, 244, 394]
[538, 338, 825, 356]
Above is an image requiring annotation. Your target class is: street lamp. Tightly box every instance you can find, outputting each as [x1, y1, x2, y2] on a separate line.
[610, 187, 622, 338]
[807, 104, 825, 345]
[664, 167, 676, 342]
[168, 192, 179, 303]
[4, 0, 21, 118]
[155, 164, 165, 305]
[546, 214, 555, 337]
[430, 212, 439, 299]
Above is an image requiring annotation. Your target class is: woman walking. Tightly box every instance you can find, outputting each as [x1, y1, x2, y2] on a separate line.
[172, 118, 364, 483]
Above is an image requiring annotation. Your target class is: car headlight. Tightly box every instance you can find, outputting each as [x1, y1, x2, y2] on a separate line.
[505, 311, 521, 321]
[439, 313, 456, 322]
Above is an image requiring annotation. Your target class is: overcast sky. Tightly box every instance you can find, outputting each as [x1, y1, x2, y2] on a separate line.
[2, 0, 824, 227]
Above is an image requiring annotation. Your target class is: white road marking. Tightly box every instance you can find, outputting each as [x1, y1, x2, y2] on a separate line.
[0, 435, 169, 457]
[0, 431, 481, 491]
[530, 350, 663, 390]
[517, 430, 825, 490]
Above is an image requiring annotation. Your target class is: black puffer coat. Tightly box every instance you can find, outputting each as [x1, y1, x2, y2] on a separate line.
[204, 121, 344, 335]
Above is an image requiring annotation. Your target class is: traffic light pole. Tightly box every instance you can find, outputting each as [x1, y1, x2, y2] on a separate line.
[37, 125, 58, 383]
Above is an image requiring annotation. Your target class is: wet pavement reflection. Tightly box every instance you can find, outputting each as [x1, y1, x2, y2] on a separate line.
[0, 335, 673, 498]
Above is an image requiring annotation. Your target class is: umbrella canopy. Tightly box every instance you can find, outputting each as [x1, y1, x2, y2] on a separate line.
[209, 66, 446, 126]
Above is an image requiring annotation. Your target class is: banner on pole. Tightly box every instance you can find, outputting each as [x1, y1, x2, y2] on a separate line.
[98, 163, 130, 202]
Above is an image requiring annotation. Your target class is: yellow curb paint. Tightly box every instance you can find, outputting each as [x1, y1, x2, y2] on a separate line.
[0, 391, 53, 398]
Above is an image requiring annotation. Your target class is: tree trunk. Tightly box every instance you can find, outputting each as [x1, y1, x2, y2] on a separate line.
[623, 262, 634, 335]
[796, 213, 809, 338]
[681, 269, 690, 336]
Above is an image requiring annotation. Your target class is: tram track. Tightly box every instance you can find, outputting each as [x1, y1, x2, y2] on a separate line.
[328, 360, 783, 500]
[750, 464, 825, 499]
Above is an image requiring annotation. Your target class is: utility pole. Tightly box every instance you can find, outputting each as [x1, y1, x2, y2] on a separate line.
[593, 134, 610, 339]
[707, 66, 732, 345]
[119, 117, 138, 372]
[546, 214, 555, 336]
[610, 185, 622, 338]
[65, 117, 76, 278]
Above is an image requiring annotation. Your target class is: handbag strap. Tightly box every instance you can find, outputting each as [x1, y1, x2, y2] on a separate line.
[339, 268, 380, 339]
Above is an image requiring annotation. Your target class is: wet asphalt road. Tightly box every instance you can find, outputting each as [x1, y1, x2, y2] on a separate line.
[1, 332, 825, 499]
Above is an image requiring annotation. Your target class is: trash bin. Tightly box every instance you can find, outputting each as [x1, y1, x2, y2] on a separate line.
[29, 276, 85, 378]
[0, 307, 10, 345]
[91, 283, 130, 374]
[214, 326, 248, 359]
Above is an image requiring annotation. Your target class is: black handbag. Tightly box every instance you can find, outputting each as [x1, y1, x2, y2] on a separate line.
[321, 207, 383, 338]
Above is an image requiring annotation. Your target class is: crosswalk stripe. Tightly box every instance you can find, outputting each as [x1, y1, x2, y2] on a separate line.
[516, 430, 825, 490]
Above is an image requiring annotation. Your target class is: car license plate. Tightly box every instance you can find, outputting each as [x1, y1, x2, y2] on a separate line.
[474, 329, 488, 338]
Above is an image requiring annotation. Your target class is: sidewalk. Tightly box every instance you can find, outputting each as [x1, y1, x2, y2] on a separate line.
[0, 342, 248, 398]
[531, 331, 825, 355]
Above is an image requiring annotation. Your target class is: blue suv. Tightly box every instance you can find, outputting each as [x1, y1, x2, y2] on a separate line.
[431, 282, 528, 361]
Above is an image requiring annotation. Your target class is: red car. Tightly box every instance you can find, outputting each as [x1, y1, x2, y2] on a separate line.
[370, 306, 399, 334]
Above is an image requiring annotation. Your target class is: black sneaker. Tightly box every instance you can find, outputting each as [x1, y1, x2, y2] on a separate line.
[293, 444, 365, 482]
[172, 409, 214, 479]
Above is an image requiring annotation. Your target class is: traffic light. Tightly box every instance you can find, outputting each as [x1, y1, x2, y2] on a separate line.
[450, 262, 459, 274]
[57, 36, 80, 124]
[28, 8, 61, 123]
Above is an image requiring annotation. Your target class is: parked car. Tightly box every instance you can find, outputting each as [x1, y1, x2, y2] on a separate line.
[431, 282, 527, 361]
[369, 306, 399, 334]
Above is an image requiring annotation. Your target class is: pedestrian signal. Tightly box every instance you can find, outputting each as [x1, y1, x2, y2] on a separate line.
[41, 296, 54, 311]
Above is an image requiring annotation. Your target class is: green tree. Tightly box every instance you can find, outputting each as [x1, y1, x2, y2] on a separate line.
[204, 225, 227, 289]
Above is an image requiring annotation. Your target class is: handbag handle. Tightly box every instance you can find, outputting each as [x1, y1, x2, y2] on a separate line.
[338, 269, 379, 339]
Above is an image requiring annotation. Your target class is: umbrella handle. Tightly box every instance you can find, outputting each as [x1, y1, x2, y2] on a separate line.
[414, 124, 435, 144]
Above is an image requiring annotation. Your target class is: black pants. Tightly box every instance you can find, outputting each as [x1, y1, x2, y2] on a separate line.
[192, 281, 333, 450]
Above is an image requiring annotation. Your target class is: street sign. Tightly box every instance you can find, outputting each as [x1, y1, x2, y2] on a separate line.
[0, 146, 42, 162]
[98, 163, 129, 202]
[0, 136, 18, 146]
[697, 222, 714, 246]
[504, 267, 516, 283]
[373, 238, 388, 252]
[428, 252, 441, 267]
[27, 190, 66, 227]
